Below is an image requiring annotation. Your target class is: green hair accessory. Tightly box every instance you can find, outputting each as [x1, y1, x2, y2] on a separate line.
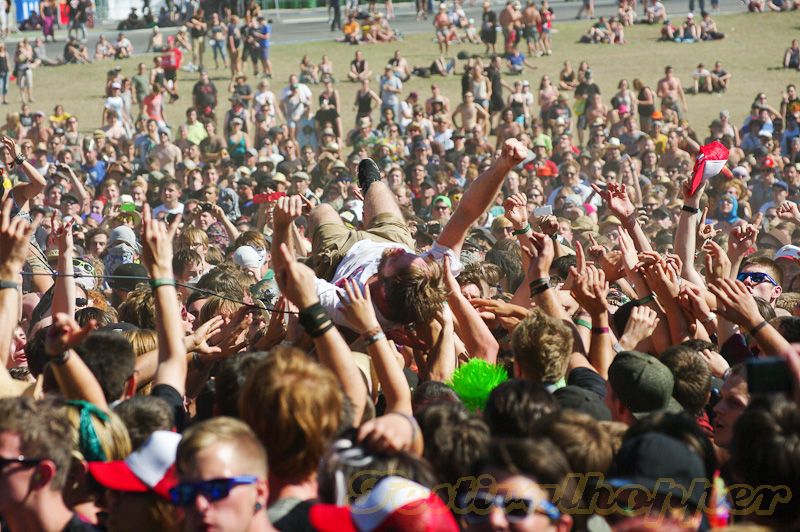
[66, 400, 109, 462]
[447, 359, 509, 412]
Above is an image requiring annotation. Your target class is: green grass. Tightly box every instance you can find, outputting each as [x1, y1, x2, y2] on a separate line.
[21, 12, 799, 136]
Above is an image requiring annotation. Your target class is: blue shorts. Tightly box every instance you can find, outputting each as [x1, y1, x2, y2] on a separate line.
[260, 47, 270, 60]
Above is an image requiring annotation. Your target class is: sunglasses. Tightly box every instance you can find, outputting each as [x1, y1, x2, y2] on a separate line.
[0, 455, 41, 472]
[170, 476, 259, 506]
[737, 271, 778, 286]
[457, 492, 561, 523]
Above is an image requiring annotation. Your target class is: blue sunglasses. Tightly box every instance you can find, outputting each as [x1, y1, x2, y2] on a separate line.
[169, 476, 259, 506]
[457, 491, 561, 522]
[736, 271, 778, 287]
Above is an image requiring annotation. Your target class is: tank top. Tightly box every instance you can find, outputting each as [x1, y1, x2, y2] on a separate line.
[637, 87, 654, 116]
[356, 91, 372, 116]
[228, 134, 247, 161]
[471, 78, 489, 101]
[319, 91, 338, 109]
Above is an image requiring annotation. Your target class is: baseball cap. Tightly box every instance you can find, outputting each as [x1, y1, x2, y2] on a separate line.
[731, 166, 748, 179]
[271, 172, 288, 184]
[233, 245, 265, 269]
[773, 179, 789, 192]
[110, 225, 141, 252]
[292, 171, 310, 182]
[432, 195, 452, 208]
[309, 476, 458, 532]
[775, 245, 800, 262]
[109, 263, 149, 292]
[606, 432, 706, 509]
[553, 386, 611, 421]
[607, 351, 682, 418]
[88, 431, 181, 500]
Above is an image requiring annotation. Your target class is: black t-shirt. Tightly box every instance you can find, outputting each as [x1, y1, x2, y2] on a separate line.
[567, 366, 607, 398]
[151, 383, 187, 432]
[193, 81, 218, 110]
[233, 84, 252, 108]
[575, 81, 601, 99]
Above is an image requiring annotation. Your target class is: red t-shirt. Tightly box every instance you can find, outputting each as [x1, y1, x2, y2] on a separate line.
[162, 48, 182, 71]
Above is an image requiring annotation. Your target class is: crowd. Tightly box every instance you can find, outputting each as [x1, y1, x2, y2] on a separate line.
[3, 0, 800, 531]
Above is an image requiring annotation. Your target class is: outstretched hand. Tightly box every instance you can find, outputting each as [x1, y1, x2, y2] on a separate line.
[592, 182, 635, 221]
[46, 313, 95, 356]
[500, 138, 527, 166]
[0, 198, 36, 277]
[339, 279, 380, 335]
[503, 193, 528, 230]
[523, 231, 555, 279]
[141, 204, 173, 279]
[273, 195, 304, 231]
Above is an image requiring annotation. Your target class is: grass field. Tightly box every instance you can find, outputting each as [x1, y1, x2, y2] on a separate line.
[21, 11, 800, 137]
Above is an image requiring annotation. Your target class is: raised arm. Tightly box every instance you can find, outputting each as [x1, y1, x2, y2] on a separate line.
[210, 204, 241, 242]
[438, 138, 526, 255]
[4, 136, 46, 204]
[275, 243, 368, 424]
[141, 204, 188, 396]
[51, 217, 76, 318]
[339, 279, 412, 414]
[592, 182, 652, 253]
[673, 179, 706, 287]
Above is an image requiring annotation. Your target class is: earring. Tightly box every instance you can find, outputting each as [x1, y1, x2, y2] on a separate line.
[254, 502, 263, 512]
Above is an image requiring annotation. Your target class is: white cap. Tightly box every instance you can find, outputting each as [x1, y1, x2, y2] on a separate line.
[233, 245, 265, 269]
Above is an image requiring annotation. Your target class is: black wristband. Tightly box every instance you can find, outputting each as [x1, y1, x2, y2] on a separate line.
[530, 283, 550, 296]
[49, 351, 71, 366]
[13, 154, 25, 166]
[299, 302, 333, 337]
[749, 320, 769, 337]
[681, 205, 699, 215]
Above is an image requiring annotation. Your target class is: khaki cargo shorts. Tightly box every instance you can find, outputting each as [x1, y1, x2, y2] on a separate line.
[312, 213, 415, 281]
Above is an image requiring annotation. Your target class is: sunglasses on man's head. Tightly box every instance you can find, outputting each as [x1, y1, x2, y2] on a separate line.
[169, 476, 259, 506]
[456, 491, 561, 523]
[737, 271, 778, 286]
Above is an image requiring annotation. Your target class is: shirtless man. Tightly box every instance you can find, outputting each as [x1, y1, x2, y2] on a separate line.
[452, 92, 490, 136]
[270, 139, 527, 348]
[426, 84, 451, 115]
[656, 65, 688, 119]
[521, 0, 541, 56]
[658, 129, 692, 169]
[498, 1, 522, 54]
[495, 108, 523, 148]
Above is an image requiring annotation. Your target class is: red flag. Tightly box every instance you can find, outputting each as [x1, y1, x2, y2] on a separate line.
[690, 141, 732, 195]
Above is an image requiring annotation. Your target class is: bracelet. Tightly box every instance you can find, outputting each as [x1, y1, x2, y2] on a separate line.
[592, 327, 610, 335]
[365, 331, 386, 346]
[512, 223, 531, 236]
[749, 320, 769, 337]
[574, 318, 592, 330]
[388, 412, 419, 442]
[0, 279, 20, 290]
[637, 294, 655, 305]
[530, 283, 550, 296]
[150, 278, 176, 289]
[529, 276, 550, 287]
[549, 233, 558, 241]
[362, 325, 382, 339]
[612, 342, 624, 353]
[49, 351, 71, 366]
[701, 312, 716, 325]
[681, 205, 700, 215]
[13, 154, 25, 166]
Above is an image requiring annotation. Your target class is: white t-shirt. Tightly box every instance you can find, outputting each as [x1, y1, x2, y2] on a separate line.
[315, 240, 462, 331]
[152, 202, 185, 218]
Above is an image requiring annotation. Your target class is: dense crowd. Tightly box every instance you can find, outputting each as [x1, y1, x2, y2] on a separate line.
[2, 0, 800, 531]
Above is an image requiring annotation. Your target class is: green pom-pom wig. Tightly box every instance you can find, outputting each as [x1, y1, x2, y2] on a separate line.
[447, 359, 509, 412]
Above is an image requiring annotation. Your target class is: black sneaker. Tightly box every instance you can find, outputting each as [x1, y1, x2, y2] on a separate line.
[357, 158, 382, 194]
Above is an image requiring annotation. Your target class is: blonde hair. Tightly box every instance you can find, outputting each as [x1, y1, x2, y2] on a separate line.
[177, 417, 267, 478]
[511, 309, 573, 383]
[240, 347, 343, 481]
[199, 295, 242, 324]
[65, 403, 132, 462]
[178, 227, 209, 250]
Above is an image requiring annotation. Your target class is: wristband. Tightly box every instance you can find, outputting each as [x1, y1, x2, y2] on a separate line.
[574, 318, 592, 330]
[0, 279, 20, 290]
[701, 312, 716, 325]
[592, 327, 610, 335]
[530, 283, 550, 296]
[612, 342, 624, 353]
[512, 223, 531, 236]
[365, 331, 386, 346]
[749, 320, 769, 337]
[529, 276, 551, 287]
[150, 278, 176, 289]
[299, 302, 334, 338]
[681, 205, 700, 215]
[549, 233, 558, 241]
[362, 325, 382, 339]
[49, 351, 71, 366]
[637, 294, 655, 305]
[13, 154, 25, 166]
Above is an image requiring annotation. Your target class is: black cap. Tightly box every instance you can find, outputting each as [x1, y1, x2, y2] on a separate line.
[606, 432, 707, 509]
[553, 386, 611, 421]
[109, 263, 149, 292]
